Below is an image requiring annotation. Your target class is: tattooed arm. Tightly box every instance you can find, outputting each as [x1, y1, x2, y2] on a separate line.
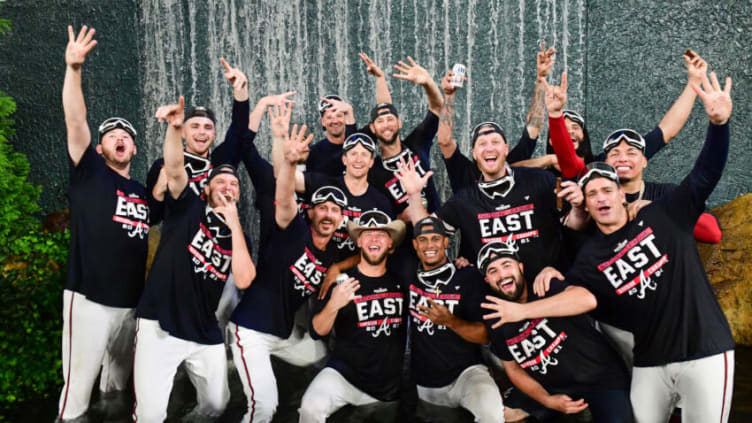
[526, 43, 556, 139]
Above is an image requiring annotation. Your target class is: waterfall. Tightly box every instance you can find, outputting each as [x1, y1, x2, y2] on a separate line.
[138, 0, 588, 240]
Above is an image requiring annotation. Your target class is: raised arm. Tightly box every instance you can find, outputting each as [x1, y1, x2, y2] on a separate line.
[312, 277, 361, 337]
[248, 91, 296, 132]
[360, 53, 392, 104]
[211, 58, 250, 167]
[395, 156, 432, 224]
[155, 96, 188, 200]
[63, 25, 98, 165]
[543, 73, 585, 178]
[319, 96, 355, 126]
[214, 195, 255, 289]
[480, 285, 597, 329]
[525, 43, 556, 140]
[656, 50, 708, 145]
[273, 104, 313, 228]
[393, 56, 443, 116]
[437, 69, 460, 159]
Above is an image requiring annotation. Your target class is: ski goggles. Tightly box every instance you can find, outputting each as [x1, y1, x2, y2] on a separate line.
[343, 133, 376, 155]
[602, 128, 645, 155]
[357, 209, 392, 228]
[471, 121, 506, 147]
[311, 186, 347, 208]
[319, 95, 344, 115]
[98, 117, 137, 140]
[562, 109, 585, 127]
[577, 161, 619, 188]
[477, 241, 520, 275]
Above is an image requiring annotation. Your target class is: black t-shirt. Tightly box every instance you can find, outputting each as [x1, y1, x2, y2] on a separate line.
[66, 146, 149, 308]
[625, 181, 676, 203]
[303, 173, 394, 259]
[312, 266, 407, 401]
[231, 213, 339, 338]
[436, 166, 566, 278]
[304, 124, 357, 176]
[136, 187, 238, 345]
[565, 140, 734, 366]
[366, 111, 440, 215]
[146, 100, 249, 225]
[489, 280, 628, 392]
[408, 264, 486, 388]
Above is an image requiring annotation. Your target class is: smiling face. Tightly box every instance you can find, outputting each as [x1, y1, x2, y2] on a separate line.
[412, 232, 449, 270]
[342, 144, 374, 179]
[369, 113, 402, 145]
[97, 128, 137, 168]
[357, 229, 393, 266]
[321, 108, 346, 139]
[564, 117, 584, 151]
[605, 139, 647, 185]
[204, 173, 240, 208]
[583, 176, 628, 232]
[484, 257, 526, 302]
[308, 201, 344, 239]
[183, 116, 216, 157]
[472, 132, 508, 180]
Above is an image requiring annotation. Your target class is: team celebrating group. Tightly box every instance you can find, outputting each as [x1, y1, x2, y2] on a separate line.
[58, 23, 735, 423]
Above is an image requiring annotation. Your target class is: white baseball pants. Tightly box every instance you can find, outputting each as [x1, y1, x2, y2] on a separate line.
[298, 367, 380, 423]
[417, 364, 504, 423]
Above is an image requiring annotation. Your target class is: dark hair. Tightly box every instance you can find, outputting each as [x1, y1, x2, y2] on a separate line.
[546, 118, 595, 164]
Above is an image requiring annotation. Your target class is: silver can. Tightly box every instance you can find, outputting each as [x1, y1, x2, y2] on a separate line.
[451, 63, 466, 87]
[335, 273, 349, 284]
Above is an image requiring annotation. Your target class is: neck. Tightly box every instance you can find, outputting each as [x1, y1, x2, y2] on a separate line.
[620, 177, 643, 195]
[105, 161, 131, 179]
[595, 209, 629, 235]
[420, 257, 449, 272]
[519, 284, 529, 304]
[379, 138, 403, 159]
[185, 147, 210, 158]
[344, 173, 368, 195]
[327, 132, 345, 145]
[310, 228, 332, 250]
[358, 260, 387, 278]
[481, 164, 508, 182]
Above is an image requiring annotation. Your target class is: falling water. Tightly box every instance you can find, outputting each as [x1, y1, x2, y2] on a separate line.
[138, 0, 587, 241]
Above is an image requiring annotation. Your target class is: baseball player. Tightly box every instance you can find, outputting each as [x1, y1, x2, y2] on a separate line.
[298, 210, 407, 423]
[133, 96, 255, 422]
[229, 103, 344, 423]
[58, 25, 149, 422]
[478, 241, 631, 422]
[407, 217, 504, 423]
[483, 70, 736, 422]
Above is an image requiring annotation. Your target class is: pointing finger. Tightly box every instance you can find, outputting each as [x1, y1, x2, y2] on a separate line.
[220, 57, 232, 72]
[68, 25, 74, 43]
[561, 72, 568, 92]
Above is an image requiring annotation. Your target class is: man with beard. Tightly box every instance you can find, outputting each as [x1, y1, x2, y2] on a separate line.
[477, 241, 631, 422]
[229, 103, 346, 423]
[58, 25, 150, 422]
[133, 96, 255, 421]
[298, 209, 407, 423]
[365, 56, 444, 217]
[147, 57, 249, 225]
[407, 217, 504, 423]
[482, 71, 736, 422]
[397, 118, 588, 281]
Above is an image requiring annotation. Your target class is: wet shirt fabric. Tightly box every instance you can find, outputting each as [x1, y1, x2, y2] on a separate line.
[566, 123, 734, 367]
[136, 187, 237, 345]
[365, 111, 440, 214]
[312, 267, 407, 401]
[146, 99, 249, 225]
[408, 264, 486, 388]
[231, 211, 339, 339]
[436, 166, 566, 279]
[67, 146, 149, 308]
[304, 124, 358, 176]
[303, 173, 394, 259]
[489, 280, 629, 392]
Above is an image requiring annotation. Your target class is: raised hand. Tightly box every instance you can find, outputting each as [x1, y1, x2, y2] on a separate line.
[691, 71, 732, 125]
[262, 91, 296, 107]
[155, 96, 185, 128]
[66, 25, 98, 69]
[541, 72, 568, 116]
[440, 69, 465, 96]
[214, 191, 241, 230]
[481, 295, 526, 328]
[533, 266, 565, 297]
[283, 123, 313, 164]
[268, 102, 292, 140]
[395, 156, 433, 196]
[359, 52, 385, 78]
[220, 57, 248, 101]
[319, 96, 353, 117]
[329, 277, 361, 310]
[557, 180, 583, 209]
[393, 56, 431, 86]
[684, 49, 707, 86]
[536, 42, 557, 78]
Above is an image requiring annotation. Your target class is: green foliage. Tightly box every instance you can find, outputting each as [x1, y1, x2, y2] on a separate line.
[0, 88, 69, 414]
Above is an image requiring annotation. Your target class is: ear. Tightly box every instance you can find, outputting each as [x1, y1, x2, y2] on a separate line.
[356, 233, 363, 249]
[442, 237, 450, 249]
[367, 156, 374, 169]
[519, 262, 524, 274]
[133, 144, 138, 157]
[369, 122, 376, 133]
[397, 118, 403, 130]
[342, 154, 347, 166]
[95, 144, 103, 155]
[412, 238, 419, 251]
[307, 208, 314, 221]
[204, 184, 211, 199]
[387, 237, 394, 250]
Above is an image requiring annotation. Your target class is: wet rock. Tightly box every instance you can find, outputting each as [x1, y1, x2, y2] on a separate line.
[698, 193, 752, 346]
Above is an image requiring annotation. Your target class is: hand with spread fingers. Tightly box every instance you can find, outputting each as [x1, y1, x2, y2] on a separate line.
[283, 123, 313, 165]
[359, 52, 385, 78]
[395, 157, 433, 196]
[319, 96, 354, 119]
[220, 57, 249, 102]
[329, 277, 361, 310]
[214, 192, 241, 231]
[541, 72, 568, 118]
[481, 295, 526, 329]
[268, 102, 293, 140]
[66, 25, 98, 70]
[393, 56, 432, 86]
[691, 71, 732, 126]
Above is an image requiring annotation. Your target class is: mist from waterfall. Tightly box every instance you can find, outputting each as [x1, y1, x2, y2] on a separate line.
[138, 0, 587, 239]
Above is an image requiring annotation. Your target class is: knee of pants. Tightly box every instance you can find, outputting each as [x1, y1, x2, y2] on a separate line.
[299, 391, 332, 422]
[471, 408, 504, 423]
[200, 390, 230, 417]
[248, 398, 277, 422]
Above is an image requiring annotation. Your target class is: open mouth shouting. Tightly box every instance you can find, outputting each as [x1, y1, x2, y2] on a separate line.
[497, 277, 516, 294]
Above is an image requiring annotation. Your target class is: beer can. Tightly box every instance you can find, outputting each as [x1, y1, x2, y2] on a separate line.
[335, 273, 349, 285]
[451, 63, 466, 87]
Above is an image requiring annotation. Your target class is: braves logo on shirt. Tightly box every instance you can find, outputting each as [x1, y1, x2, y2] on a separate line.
[333, 208, 363, 252]
[289, 247, 328, 296]
[477, 203, 538, 245]
[383, 149, 429, 205]
[597, 227, 666, 298]
[408, 285, 461, 335]
[112, 190, 150, 239]
[187, 222, 232, 282]
[354, 287, 404, 338]
[506, 318, 567, 375]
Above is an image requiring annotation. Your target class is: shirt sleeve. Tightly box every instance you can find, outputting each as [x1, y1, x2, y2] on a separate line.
[507, 126, 538, 163]
[642, 126, 665, 160]
[145, 158, 166, 225]
[240, 130, 275, 196]
[212, 100, 251, 167]
[548, 115, 584, 179]
[435, 194, 462, 231]
[443, 148, 478, 194]
[404, 110, 439, 154]
[164, 184, 199, 220]
[69, 145, 105, 184]
[487, 324, 514, 361]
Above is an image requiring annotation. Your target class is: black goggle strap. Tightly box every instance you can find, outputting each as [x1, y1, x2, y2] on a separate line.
[477, 240, 519, 273]
[577, 162, 619, 187]
[311, 186, 347, 207]
[417, 262, 456, 289]
[603, 129, 645, 153]
[357, 209, 391, 227]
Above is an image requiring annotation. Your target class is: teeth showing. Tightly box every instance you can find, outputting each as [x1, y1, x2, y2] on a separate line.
[424, 250, 437, 257]
[499, 278, 514, 291]
[616, 166, 630, 171]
